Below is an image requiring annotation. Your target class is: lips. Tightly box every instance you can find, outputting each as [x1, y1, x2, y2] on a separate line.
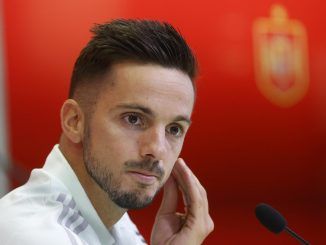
[129, 170, 160, 178]
[127, 170, 159, 185]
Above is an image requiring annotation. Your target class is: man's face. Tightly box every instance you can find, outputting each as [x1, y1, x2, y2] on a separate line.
[82, 62, 195, 209]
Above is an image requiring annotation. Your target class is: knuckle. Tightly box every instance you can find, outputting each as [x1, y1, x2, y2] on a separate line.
[201, 186, 207, 197]
[207, 217, 214, 232]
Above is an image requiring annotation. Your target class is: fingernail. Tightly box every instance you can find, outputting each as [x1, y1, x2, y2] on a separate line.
[178, 158, 185, 165]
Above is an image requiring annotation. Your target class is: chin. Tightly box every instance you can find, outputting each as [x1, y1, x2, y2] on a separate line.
[111, 187, 160, 210]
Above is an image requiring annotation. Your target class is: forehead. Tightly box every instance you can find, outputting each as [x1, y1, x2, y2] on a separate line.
[96, 62, 195, 118]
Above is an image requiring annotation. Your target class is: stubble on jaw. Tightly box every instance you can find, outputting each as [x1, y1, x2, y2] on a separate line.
[82, 125, 165, 209]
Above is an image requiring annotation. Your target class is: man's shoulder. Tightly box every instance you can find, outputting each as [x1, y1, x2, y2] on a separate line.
[0, 222, 73, 245]
[0, 167, 69, 213]
[0, 168, 80, 244]
[0, 204, 79, 245]
[0, 191, 89, 245]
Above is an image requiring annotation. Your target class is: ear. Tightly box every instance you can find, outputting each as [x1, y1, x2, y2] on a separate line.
[60, 99, 84, 143]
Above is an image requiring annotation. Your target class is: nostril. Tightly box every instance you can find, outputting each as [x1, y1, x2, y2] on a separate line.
[145, 153, 155, 159]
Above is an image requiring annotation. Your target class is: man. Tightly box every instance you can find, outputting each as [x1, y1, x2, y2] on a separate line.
[0, 19, 213, 244]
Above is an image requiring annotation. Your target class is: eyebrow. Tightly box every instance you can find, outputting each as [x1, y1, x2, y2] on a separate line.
[116, 103, 192, 125]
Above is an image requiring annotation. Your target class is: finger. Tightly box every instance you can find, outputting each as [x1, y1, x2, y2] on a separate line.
[176, 159, 215, 235]
[178, 159, 208, 215]
[173, 170, 189, 208]
[157, 174, 179, 215]
[172, 158, 202, 215]
[189, 166, 209, 213]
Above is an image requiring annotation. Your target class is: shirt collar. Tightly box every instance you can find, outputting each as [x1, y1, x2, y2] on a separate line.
[43, 144, 115, 244]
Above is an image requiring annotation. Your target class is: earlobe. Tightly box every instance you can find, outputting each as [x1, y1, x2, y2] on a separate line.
[60, 99, 84, 143]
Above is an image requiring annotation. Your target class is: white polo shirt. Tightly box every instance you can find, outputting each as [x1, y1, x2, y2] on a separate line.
[0, 145, 147, 245]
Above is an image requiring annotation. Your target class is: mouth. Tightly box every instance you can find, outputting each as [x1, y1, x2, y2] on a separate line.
[127, 170, 160, 185]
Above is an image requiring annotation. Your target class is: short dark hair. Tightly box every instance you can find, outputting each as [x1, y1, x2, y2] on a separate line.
[69, 19, 198, 99]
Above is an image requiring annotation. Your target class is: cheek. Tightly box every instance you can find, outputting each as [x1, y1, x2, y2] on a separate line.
[162, 139, 185, 178]
[163, 145, 182, 175]
[169, 138, 184, 158]
[92, 122, 140, 160]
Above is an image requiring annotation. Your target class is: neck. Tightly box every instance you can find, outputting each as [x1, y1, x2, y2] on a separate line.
[59, 135, 126, 229]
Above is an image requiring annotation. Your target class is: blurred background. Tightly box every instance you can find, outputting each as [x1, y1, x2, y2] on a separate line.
[0, 0, 325, 244]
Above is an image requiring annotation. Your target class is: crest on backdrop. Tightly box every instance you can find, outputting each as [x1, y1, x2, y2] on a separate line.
[253, 5, 309, 108]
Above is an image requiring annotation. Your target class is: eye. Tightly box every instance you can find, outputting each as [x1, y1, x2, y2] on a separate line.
[166, 124, 184, 137]
[123, 113, 143, 127]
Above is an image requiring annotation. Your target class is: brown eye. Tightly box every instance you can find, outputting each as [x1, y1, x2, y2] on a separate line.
[128, 115, 139, 124]
[123, 114, 143, 126]
[167, 124, 183, 137]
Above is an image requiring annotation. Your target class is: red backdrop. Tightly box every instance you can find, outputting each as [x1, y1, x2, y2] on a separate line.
[3, 0, 326, 244]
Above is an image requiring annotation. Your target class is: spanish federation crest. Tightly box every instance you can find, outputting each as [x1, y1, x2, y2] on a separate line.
[253, 5, 309, 108]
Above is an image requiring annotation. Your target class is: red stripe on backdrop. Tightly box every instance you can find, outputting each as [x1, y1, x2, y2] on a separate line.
[3, 0, 326, 243]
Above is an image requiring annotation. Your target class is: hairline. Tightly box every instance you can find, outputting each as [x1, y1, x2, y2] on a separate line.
[71, 60, 196, 116]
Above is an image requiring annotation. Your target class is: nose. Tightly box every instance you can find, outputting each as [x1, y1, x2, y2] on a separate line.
[139, 126, 166, 160]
